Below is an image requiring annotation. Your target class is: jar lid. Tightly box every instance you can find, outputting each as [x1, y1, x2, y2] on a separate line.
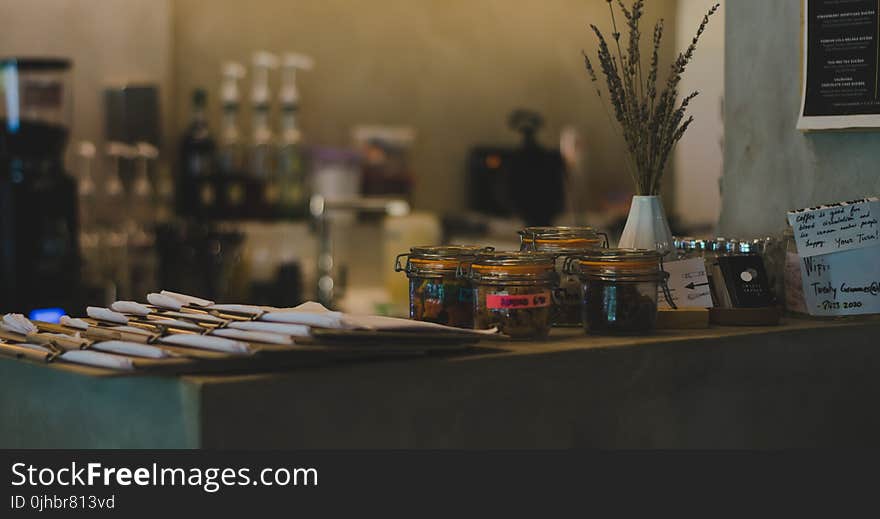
[738, 241, 757, 254]
[397, 245, 490, 276]
[723, 239, 740, 254]
[519, 226, 606, 252]
[409, 245, 488, 261]
[571, 249, 664, 280]
[468, 251, 557, 282]
[681, 237, 702, 251]
[520, 226, 600, 236]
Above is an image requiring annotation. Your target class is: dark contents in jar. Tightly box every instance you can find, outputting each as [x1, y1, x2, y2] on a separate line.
[410, 277, 474, 328]
[583, 279, 657, 334]
[474, 285, 552, 339]
[552, 274, 583, 327]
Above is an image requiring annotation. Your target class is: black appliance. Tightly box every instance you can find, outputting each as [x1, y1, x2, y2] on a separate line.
[466, 109, 565, 226]
[0, 58, 80, 315]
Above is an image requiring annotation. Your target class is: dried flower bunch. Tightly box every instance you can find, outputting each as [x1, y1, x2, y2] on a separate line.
[584, 0, 720, 195]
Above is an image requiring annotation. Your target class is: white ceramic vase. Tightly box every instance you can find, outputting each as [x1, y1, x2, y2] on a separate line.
[618, 195, 675, 256]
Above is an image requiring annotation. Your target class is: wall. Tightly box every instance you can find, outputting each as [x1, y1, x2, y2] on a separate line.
[0, 0, 173, 168]
[172, 0, 678, 213]
[673, 0, 724, 229]
[721, 0, 880, 237]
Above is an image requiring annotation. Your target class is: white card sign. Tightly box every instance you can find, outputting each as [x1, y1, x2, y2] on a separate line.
[660, 258, 714, 309]
[798, 245, 880, 316]
[787, 198, 880, 257]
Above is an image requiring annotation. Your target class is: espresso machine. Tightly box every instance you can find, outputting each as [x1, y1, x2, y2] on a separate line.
[0, 58, 80, 316]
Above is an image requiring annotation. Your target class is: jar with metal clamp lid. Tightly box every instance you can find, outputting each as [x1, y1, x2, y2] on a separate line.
[463, 252, 557, 338]
[395, 245, 491, 328]
[518, 226, 608, 327]
[566, 249, 673, 334]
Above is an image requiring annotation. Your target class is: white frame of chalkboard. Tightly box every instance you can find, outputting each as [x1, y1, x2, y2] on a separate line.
[797, 0, 880, 131]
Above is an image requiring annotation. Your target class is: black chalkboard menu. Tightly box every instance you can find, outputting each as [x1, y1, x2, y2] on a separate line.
[799, 0, 880, 129]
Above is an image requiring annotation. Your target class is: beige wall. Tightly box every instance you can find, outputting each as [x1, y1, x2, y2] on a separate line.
[172, 0, 678, 213]
[674, 0, 724, 230]
[0, 0, 173, 166]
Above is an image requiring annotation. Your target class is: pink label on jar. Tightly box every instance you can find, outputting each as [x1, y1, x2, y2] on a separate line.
[486, 291, 551, 309]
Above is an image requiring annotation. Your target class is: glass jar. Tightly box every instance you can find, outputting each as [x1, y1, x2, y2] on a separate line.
[518, 226, 608, 327]
[782, 226, 809, 315]
[465, 252, 557, 339]
[673, 236, 698, 260]
[518, 226, 608, 252]
[395, 245, 490, 328]
[757, 236, 784, 304]
[568, 249, 668, 335]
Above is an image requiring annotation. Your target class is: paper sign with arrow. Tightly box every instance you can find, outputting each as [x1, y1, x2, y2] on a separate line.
[659, 258, 715, 309]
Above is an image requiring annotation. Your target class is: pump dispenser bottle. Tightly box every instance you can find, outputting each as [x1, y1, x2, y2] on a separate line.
[249, 51, 279, 218]
[218, 61, 247, 218]
[276, 53, 314, 219]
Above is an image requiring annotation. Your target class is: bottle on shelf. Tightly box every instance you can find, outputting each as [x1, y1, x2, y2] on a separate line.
[129, 142, 159, 297]
[276, 53, 314, 220]
[248, 51, 279, 219]
[178, 88, 216, 219]
[103, 142, 133, 300]
[133, 142, 158, 229]
[75, 141, 98, 238]
[75, 141, 101, 298]
[217, 61, 247, 220]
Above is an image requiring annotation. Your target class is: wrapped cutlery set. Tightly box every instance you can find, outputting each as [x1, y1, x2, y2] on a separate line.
[0, 291, 496, 375]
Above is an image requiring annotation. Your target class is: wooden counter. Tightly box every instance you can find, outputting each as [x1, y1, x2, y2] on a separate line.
[2, 317, 879, 448]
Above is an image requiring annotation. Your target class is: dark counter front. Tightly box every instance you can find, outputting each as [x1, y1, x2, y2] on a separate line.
[2, 318, 879, 449]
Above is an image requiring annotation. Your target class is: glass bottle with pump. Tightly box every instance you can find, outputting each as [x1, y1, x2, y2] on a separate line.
[217, 62, 247, 219]
[103, 142, 132, 300]
[129, 142, 159, 297]
[76, 141, 101, 296]
[75, 141, 98, 239]
[248, 51, 279, 219]
[276, 53, 314, 219]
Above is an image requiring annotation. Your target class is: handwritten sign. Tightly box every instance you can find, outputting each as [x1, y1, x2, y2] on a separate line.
[660, 258, 714, 309]
[787, 198, 880, 257]
[798, 245, 880, 316]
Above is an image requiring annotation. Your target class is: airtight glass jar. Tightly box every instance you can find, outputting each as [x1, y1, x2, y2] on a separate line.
[464, 252, 557, 339]
[518, 226, 608, 327]
[395, 245, 490, 328]
[567, 249, 668, 335]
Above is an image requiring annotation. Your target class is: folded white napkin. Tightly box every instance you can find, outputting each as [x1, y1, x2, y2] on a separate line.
[207, 304, 268, 316]
[60, 316, 90, 330]
[160, 290, 214, 308]
[278, 301, 332, 313]
[160, 334, 250, 354]
[91, 340, 171, 359]
[59, 350, 134, 371]
[210, 328, 293, 345]
[260, 302, 498, 335]
[2, 314, 38, 335]
[342, 314, 499, 335]
[227, 321, 311, 338]
[110, 301, 152, 316]
[260, 311, 349, 329]
[86, 307, 129, 325]
[147, 292, 183, 311]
